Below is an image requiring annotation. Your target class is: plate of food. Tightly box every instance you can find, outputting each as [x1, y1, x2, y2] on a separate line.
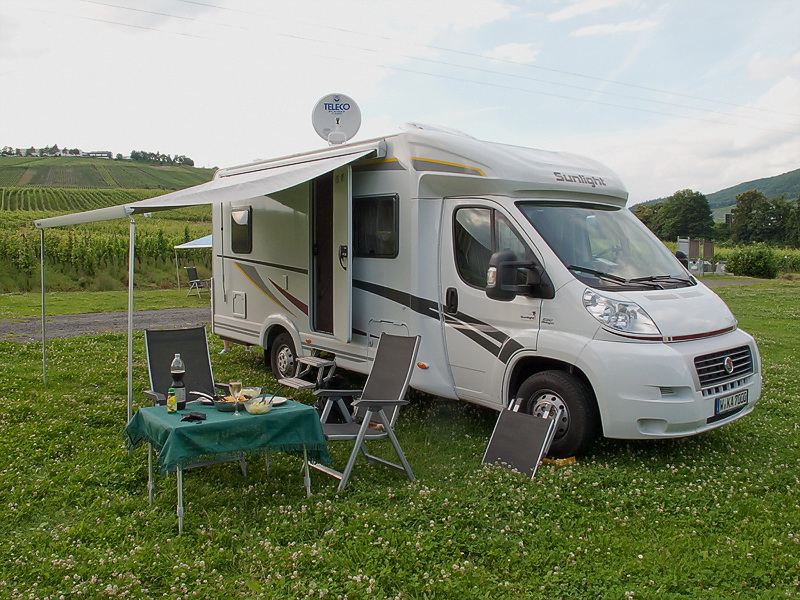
[214, 396, 244, 412]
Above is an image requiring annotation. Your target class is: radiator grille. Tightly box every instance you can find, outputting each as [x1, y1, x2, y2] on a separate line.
[694, 345, 753, 388]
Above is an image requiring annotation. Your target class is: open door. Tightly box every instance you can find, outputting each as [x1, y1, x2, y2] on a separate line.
[311, 166, 352, 342]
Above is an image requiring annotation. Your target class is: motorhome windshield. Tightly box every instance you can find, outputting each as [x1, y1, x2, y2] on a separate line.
[518, 202, 694, 290]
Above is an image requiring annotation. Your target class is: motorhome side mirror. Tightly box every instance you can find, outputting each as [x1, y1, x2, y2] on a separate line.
[486, 250, 530, 302]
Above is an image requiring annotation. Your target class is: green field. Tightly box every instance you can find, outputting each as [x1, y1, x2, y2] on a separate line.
[0, 281, 797, 598]
[0, 156, 214, 189]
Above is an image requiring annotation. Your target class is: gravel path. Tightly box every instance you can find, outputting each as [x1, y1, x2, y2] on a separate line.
[0, 307, 211, 343]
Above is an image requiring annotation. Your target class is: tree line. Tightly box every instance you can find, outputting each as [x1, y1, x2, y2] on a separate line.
[128, 150, 194, 166]
[1, 144, 194, 166]
[633, 189, 800, 247]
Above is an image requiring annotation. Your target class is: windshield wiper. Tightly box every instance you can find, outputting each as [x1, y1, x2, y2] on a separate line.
[568, 265, 627, 284]
[629, 274, 694, 287]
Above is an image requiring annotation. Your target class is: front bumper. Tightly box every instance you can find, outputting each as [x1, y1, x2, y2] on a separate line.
[578, 328, 762, 440]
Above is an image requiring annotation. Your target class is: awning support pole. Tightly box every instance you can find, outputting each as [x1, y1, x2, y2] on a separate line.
[175, 249, 180, 290]
[40, 229, 47, 387]
[127, 218, 135, 423]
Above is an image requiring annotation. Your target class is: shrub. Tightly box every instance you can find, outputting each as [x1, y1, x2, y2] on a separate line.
[725, 244, 781, 278]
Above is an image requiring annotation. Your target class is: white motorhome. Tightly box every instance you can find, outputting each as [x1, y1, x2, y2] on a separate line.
[211, 124, 761, 456]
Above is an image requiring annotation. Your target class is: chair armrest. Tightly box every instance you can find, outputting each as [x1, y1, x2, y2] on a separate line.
[313, 389, 362, 398]
[144, 390, 165, 406]
[351, 398, 409, 407]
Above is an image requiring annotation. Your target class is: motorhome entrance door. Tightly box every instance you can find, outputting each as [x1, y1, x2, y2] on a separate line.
[311, 167, 352, 342]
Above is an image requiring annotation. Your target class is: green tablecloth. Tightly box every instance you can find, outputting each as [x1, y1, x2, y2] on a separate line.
[124, 400, 331, 474]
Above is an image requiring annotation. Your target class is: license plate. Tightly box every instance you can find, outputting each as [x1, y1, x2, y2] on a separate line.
[716, 390, 748, 415]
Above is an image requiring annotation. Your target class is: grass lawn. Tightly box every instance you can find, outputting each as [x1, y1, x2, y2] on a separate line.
[0, 289, 206, 319]
[0, 281, 798, 599]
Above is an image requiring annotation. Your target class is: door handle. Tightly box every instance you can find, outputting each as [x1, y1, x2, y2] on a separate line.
[445, 287, 458, 314]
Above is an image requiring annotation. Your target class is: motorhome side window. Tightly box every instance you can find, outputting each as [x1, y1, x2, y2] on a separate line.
[454, 207, 531, 288]
[353, 195, 398, 258]
[230, 206, 252, 254]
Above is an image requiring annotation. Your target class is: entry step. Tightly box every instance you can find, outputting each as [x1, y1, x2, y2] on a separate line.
[276, 377, 317, 390]
[296, 356, 336, 369]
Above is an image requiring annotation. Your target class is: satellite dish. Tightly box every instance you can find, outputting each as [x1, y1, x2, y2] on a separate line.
[312, 93, 361, 145]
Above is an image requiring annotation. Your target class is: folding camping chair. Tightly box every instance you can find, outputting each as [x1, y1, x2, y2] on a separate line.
[184, 266, 210, 297]
[310, 333, 421, 491]
[143, 326, 246, 476]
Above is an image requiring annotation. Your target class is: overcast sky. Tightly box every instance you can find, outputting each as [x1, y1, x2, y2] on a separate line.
[1, 0, 798, 204]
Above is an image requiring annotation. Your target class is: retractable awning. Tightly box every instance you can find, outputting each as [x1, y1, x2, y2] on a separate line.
[35, 139, 384, 422]
[35, 142, 381, 229]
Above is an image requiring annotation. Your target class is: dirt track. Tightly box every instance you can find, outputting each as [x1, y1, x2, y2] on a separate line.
[0, 307, 211, 343]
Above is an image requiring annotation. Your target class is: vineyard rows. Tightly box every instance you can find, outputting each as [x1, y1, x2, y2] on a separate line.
[0, 187, 167, 212]
[0, 193, 211, 290]
[0, 157, 214, 189]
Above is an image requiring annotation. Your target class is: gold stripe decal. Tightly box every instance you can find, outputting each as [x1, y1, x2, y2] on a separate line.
[410, 157, 486, 177]
[234, 262, 297, 318]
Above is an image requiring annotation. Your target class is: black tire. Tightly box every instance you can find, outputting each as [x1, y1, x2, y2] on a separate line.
[517, 370, 598, 458]
[269, 332, 297, 380]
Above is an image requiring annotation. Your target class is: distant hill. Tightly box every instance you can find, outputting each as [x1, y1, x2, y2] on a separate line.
[0, 156, 215, 190]
[638, 168, 800, 221]
[706, 168, 800, 213]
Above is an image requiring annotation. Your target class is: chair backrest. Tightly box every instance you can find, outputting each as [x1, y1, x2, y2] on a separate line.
[185, 266, 200, 282]
[356, 333, 421, 426]
[144, 326, 216, 399]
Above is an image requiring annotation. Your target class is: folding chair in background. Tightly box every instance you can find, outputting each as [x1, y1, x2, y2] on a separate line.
[310, 333, 421, 491]
[143, 326, 246, 477]
[184, 266, 210, 297]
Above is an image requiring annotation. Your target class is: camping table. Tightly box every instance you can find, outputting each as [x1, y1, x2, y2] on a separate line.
[123, 400, 331, 532]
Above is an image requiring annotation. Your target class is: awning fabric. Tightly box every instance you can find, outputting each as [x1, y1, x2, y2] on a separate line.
[174, 234, 212, 249]
[35, 143, 379, 229]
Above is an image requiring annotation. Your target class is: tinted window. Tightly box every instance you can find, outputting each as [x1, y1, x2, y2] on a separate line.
[230, 206, 252, 254]
[353, 195, 398, 258]
[454, 207, 532, 288]
[454, 208, 492, 287]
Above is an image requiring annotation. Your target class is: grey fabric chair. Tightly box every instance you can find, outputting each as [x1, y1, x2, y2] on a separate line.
[144, 326, 229, 405]
[311, 333, 421, 490]
[184, 266, 210, 297]
[143, 326, 245, 475]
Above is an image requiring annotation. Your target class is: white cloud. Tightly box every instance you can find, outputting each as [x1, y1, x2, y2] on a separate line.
[548, 0, 629, 22]
[564, 77, 800, 203]
[748, 51, 800, 80]
[483, 42, 539, 64]
[570, 19, 658, 37]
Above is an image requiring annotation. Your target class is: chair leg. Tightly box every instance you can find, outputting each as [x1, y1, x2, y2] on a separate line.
[378, 408, 416, 482]
[337, 409, 376, 491]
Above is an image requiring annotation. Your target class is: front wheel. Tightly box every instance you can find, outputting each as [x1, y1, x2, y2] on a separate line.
[517, 370, 598, 458]
[269, 332, 297, 380]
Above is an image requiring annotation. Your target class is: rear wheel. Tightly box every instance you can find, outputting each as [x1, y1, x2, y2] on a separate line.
[517, 370, 597, 458]
[269, 332, 296, 380]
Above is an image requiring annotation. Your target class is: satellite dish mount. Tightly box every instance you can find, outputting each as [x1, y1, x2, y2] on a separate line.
[312, 93, 361, 146]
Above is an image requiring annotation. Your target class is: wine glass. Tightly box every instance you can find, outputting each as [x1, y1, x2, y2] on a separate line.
[229, 380, 242, 416]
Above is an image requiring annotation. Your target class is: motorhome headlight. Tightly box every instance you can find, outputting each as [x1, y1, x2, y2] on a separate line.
[582, 289, 660, 335]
